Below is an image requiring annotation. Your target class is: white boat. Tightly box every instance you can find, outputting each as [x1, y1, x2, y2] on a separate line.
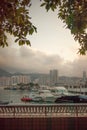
[32, 96, 43, 102]
[30, 92, 43, 102]
[39, 89, 56, 102]
[50, 86, 68, 97]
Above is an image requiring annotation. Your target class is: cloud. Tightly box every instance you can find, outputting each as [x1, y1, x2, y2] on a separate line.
[0, 46, 62, 73]
[0, 45, 87, 77]
[0, 0, 86, 77]
[69, 56, 87, 77]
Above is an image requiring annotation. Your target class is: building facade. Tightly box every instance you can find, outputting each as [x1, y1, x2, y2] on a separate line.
[50, 69, 58, 86]
[0, 75, 31, 87]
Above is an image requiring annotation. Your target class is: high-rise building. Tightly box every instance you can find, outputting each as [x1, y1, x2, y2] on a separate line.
[50, 69, 58, 86]
[83, 71, 86, 82]
[39, 74, 49, 85]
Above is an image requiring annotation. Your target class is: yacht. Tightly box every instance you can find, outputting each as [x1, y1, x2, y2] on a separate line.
[50, 86, 68, 97]
[30, 92, 43, 102]
[39, 89, 56, 102]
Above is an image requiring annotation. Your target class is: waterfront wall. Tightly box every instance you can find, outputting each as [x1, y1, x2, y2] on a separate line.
[0, 117, 87, 130]
[0, 104, 87, 130]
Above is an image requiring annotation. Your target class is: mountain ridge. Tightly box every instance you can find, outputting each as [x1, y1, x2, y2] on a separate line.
[0, 68, 11, 77]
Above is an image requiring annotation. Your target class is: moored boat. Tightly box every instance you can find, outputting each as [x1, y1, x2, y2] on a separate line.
[39, 89, 56, 102]
[29, 92, 44, 102]
[21, 95, 32, 102]
[0, 101, 10, 105]
[50, 86, 68, 97]
[55, 94, 87, 103]
[32, 97, 43, 102]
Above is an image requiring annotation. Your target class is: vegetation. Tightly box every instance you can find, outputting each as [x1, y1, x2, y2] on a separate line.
[0, 0, 37, 47]
[41, 0, 87, 55]
[17, 82, 40, 90]
[0, 0, 87, 54]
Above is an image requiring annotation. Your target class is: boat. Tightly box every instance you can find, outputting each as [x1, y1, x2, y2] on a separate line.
[55, 94, 87, 103]
[0, 101, 10, 105]
[30, 92, 43, 102]
[50, 86, 68, 97]
[32, 97, 43, 102]
[39, 89, 56, 102]
[21, 95, 32, 102]
[4, 86, 18, 90]
[4, 87, 11, 90]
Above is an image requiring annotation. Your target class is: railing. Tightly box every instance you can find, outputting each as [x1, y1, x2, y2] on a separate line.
[0, 104, 87, 118]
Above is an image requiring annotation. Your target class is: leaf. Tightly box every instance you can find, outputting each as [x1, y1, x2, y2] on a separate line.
[5, 41, 8, 47]
[29, 28, 34, 35]
[15, 38, 19, 42]
[78, 48, 86, 55]
[40, 3, 46, 7]
[26, 40, 31, 46]
[19, 40, 25, 45]
[51, 4, 57, 11]
[33, 26, 37, 33]
[45, 4, 50, 11]
[13, 31, 18, 36]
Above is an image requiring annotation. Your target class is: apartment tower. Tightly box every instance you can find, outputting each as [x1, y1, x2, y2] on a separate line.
[50, 69, 58, 86]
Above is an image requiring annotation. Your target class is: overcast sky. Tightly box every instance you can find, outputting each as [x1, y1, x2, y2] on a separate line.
[0, 0, 87, 77]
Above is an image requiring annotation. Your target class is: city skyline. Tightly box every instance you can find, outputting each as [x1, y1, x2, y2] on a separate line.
[0, 0, 87, 77]
[0, 68, 86, 78]
[0, 68, 86, 87]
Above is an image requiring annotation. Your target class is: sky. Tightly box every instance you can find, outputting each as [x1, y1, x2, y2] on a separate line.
[0, 0, 87, 77]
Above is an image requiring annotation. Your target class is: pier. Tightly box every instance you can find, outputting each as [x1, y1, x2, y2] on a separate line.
[0, 104, 87, 130]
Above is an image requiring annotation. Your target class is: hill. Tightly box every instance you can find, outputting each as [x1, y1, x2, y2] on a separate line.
[0, 69, 11, 77]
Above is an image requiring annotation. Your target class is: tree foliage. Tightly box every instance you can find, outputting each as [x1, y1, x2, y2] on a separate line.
[0, 0, 37, 47]
[0, 0, 87, 55]
[40, 0, 87, 55]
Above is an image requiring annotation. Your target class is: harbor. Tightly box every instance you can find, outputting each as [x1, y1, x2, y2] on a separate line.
[0, 82, 87, 130]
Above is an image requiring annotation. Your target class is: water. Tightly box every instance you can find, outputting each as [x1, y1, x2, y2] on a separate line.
[0, 89, 38, 105]
[0, 89, 53, 105]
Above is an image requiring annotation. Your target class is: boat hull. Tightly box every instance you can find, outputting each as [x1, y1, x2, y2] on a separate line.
[55, 95, 87, 103]
[21, 98, 32, 102]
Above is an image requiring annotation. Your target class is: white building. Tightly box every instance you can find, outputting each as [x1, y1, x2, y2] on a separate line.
[11, 75, 31, 85]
